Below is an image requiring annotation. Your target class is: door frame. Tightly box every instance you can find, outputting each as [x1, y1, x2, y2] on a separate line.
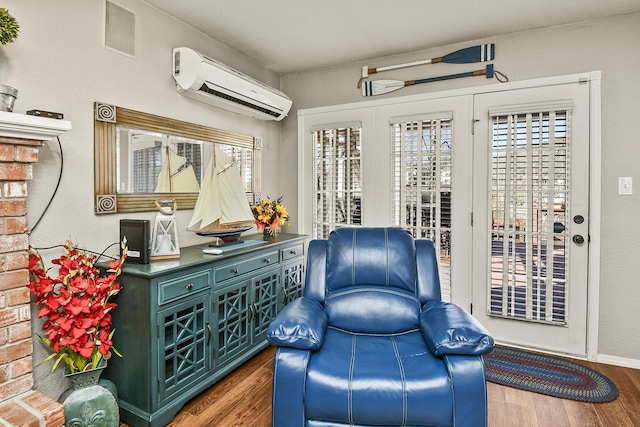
[297, 71, 601, 359]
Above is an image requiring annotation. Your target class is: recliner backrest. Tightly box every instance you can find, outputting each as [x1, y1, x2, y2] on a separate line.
[303, 227, 444, 334]
[325, 227, 416, 292]
[323, 228, 421, 334]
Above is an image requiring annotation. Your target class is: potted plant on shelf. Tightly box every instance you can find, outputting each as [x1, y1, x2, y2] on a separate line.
[27, 239, 127, 427]
[252, 196, 289, 237]
[0, 7, 19, 112]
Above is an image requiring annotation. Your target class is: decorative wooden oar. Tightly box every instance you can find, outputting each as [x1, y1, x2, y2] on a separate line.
[361, 64, 494, 97]
[358, 44, 495, 88]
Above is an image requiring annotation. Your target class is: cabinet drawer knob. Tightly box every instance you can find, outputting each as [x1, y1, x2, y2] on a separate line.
[185, 283, 193, 290]
[232, 268, 239, 274]
[264, 258, 271, 263]
[290, 250, 297, 255]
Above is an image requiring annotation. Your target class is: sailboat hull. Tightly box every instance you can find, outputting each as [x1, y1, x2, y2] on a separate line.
[194, 225, 253, 242]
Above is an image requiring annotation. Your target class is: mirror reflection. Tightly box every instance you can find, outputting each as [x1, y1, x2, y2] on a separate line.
[115, 127, 254, 196]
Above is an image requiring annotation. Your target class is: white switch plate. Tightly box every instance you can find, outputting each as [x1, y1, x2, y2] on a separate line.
[619, 177, 633, 195]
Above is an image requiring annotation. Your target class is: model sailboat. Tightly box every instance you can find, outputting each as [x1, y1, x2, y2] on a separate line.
[154, 147, 200, 193]
[187, 146, 254, 242]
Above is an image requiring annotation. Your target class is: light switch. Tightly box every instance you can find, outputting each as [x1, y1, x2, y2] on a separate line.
[619, 177, 633, 195]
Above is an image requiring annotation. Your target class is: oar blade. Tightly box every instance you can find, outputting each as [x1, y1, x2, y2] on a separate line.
[442, 44, 495, 64]
[361, 80, 405, 96]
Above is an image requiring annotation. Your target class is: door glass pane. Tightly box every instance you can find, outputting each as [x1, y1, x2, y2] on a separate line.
[312, 127, 362, 238]
[391, 118, 452, 301]
[489, 111, 570, 324]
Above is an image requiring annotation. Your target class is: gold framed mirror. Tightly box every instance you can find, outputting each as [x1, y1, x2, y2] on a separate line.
[94, 102, 261, 214]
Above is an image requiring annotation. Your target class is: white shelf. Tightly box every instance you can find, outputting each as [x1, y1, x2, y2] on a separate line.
[0, 111, 71, 141]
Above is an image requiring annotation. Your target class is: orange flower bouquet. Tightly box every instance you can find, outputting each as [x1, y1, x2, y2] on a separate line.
[27, 239, 127, 373]
[252, 196, 289, 236]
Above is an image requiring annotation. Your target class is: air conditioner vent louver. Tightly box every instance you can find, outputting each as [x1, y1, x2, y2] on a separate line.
[198, 83, 281, 118]
[172, 47, 292, 121]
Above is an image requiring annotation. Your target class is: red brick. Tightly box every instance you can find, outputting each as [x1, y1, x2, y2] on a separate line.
[0, 269, 28, 291]
[0, 235, 28, 255]
[14, 146, 39, 163]
[0, 309, 18, 329]
[0, 200, 27, 217]
[4, 217, 27, 234]
[2, 182, 27, 198]
[0, 328, 7, 345]
[8, 321, 31, 343]
[0, 366, 7, 383]
[0, 307, 30, 328]
[4, 252, 28, 271]
[7, 288, 29, 306]
[22, 391, 65, 427]
[0, 164, 31, 181]
[0, 339, 32, 364]
[0, 374, 32, 400]
[0, 137, 42, 147]
[9, 358, 32, 378]
[0, 399, 39, 426]
[0, 145, 13, 162]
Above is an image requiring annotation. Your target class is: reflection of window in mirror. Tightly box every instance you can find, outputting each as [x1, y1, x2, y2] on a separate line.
[219, 144, 254, 192]
[116, 126, 253, 194]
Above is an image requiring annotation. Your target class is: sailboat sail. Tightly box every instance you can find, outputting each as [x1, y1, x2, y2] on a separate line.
[155, 147, 200, 193]
[188, 146, 254, 231]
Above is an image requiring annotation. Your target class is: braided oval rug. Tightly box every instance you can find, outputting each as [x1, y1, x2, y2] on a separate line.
[483, 346, 619, 402]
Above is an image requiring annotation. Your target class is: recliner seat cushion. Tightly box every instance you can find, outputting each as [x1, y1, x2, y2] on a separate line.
[305, 328, 453, 427]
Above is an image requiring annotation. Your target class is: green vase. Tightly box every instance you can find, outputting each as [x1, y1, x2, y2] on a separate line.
[60, 361, 119, 427]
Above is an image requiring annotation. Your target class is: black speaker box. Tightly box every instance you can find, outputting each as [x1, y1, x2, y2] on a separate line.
[120, 219, 150, 264]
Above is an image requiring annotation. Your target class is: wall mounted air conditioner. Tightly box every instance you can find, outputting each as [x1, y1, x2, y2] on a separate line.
[172, 47, 292, 121]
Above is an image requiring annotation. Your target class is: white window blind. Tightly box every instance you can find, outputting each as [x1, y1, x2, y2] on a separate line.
[391, 114, 453, 300]
[488, 108, 571, 324]
[312, 124, 362, 239]
[132, 146, 162, 193]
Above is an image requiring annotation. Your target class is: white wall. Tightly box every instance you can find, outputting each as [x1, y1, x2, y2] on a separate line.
[280, 13, 640, 363]
[1, 0, 284, 398]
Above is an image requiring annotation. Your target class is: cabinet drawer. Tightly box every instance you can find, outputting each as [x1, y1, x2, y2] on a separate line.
[215, 250, 279, 282]
[158, 270, 210, 305]
[281, 244, 304, 261]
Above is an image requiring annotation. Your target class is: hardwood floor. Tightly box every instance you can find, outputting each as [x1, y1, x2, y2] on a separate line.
[122, 346, 640, 427]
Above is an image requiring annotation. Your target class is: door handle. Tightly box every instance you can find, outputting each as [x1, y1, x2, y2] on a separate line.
[248, 303, 256, 322]
[572, 235, 585, 244]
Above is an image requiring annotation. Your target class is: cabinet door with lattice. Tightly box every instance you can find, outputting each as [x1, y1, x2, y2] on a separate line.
[157, 294, 209, 402]
[281, 259, 304, 308]
[213, 279, 252, 369]
[251, 267, 281, 342]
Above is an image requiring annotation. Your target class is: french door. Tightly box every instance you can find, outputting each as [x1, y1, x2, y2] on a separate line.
[472, 82, 590, 356]
[298, 75, 595, 356]
[299, 98, 472, 307]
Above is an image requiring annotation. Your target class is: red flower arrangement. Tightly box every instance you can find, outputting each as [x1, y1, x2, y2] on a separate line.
[27, 239, 127, 373]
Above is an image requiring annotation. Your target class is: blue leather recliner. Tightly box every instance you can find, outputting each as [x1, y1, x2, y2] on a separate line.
[267, 227, 494, 427]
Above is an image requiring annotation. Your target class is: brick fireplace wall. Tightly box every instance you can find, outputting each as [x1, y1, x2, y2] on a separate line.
[0, 134, 65, 426]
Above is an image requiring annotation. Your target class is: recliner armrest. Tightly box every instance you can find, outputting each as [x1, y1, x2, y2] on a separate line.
[420, 300, 494, 356]
[267, 297, 328, 351]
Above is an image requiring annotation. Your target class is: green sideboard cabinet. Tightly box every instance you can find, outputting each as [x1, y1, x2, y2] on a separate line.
[101, 233, 306, 427]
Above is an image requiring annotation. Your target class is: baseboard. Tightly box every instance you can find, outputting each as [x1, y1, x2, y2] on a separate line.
[597, 353, 640, 369]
